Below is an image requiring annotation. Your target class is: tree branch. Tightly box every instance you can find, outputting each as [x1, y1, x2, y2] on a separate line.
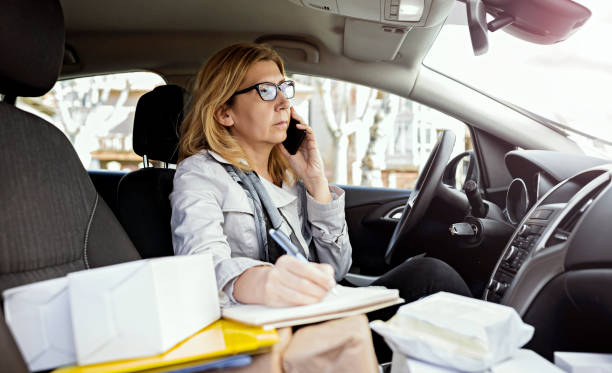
[53, 82, 80, 138]
[316, 78, 341, 139]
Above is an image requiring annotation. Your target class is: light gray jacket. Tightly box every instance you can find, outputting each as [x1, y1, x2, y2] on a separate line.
[170, 151, 352, 305]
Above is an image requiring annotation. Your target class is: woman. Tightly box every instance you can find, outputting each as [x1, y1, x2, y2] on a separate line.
[171, 43, 348, 307]
[170, 42, 470, 359]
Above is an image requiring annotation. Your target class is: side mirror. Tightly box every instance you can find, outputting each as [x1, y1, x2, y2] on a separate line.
[443, 150, 479, 190]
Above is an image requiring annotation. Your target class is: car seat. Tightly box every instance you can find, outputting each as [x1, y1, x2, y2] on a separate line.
[0, 0, 141, 369]
[117, 85, 189, 258]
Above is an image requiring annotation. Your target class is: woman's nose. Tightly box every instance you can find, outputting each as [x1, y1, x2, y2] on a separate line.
[275, 89, 290, 109]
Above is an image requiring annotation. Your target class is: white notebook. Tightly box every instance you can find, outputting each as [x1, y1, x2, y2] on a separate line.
[221, 285, 403, 329]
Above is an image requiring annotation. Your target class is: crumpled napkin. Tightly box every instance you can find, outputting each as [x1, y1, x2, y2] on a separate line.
[370, 292, 534, 372]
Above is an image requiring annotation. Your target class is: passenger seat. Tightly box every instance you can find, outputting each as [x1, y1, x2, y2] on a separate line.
[117, 85, 189, 258]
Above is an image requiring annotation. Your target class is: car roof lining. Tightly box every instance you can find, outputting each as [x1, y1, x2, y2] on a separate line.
[57, 0, 584, 154]
[58, 0, 451, 97]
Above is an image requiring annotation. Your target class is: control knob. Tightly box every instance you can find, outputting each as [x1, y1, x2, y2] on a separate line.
[495, 282, 509, 295]
[503, 245, 518, 261]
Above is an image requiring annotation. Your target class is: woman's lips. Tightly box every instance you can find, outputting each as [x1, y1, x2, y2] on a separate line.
[274, 121, 288, 127]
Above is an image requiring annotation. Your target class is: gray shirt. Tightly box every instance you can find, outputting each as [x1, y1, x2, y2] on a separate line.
[170, 150, 352, 306]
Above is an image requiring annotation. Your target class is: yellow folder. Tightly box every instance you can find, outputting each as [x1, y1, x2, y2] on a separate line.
[52, 320, 279, 373]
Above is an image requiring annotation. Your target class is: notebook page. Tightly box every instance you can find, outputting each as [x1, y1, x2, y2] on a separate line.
[222, 285, 400, 326]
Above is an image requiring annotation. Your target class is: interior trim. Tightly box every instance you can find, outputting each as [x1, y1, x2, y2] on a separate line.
[344, 273, 379, 286]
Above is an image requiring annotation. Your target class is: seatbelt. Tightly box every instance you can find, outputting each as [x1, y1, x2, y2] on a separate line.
[221, 164, 308, 263]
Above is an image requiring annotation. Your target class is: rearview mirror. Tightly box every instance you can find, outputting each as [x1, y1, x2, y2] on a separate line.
[463, 0, 591, 56]
[466, 0, 488, 55]
[485, 0, 591, 45]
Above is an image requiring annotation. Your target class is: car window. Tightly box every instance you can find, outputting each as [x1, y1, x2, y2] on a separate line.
[424, 1, 612, 158]
[290, 74, 473, 189]
[16, 72, 166, 171]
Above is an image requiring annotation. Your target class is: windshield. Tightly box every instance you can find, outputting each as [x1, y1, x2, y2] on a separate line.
[424, 1, 612, 159]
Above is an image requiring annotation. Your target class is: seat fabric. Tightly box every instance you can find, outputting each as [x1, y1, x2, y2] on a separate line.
[0, 104, 141, 293]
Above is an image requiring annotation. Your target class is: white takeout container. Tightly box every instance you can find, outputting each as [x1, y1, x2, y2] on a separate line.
[68, 254, 219, 365]
[390, 349, 563, 373]
[554, 351, 612, 373]
[3, 277, 76, 371]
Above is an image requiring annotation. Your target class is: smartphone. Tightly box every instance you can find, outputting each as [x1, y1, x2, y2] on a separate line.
[282, 117, 307, 155]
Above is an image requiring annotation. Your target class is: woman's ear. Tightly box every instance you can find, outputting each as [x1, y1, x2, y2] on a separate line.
[214, 104, 235, 128]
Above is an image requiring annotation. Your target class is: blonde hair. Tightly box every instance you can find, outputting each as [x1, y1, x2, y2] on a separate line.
[179, 43, 293, 185]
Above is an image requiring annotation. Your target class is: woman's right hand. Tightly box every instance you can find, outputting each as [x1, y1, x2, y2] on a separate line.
[233, 255, 336, 307]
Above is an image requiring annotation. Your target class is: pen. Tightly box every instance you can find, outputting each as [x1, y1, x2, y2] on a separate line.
[268, 228, 308, 262]
[268, 228, 337, 295]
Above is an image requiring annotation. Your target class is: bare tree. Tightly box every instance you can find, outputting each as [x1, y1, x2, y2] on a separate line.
[360, 93, 401, 186]
[52, 76, 132, 166]
[315, 78, 377, 184]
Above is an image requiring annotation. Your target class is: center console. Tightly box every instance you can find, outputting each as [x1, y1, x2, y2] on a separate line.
[484, 168, 612, 310]
[485, 206, 560, 302]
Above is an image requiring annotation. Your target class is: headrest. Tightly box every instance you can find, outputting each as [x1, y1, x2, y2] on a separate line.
[0, 0, 65, 97]
[133, 85, 190, 164]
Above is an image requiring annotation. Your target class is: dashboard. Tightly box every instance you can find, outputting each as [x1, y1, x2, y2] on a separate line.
[483, 150, 612, 316]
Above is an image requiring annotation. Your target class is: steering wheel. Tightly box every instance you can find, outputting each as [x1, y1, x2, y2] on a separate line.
[384, 130, 456, 264]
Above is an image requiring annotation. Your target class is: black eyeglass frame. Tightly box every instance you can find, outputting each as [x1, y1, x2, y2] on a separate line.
[230, 80, 295, 101]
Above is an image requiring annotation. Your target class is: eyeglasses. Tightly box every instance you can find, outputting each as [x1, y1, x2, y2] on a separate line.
[230, 80, 295, 101]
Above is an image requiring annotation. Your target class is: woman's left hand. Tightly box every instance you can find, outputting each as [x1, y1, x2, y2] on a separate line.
[278, 107, 332, 203]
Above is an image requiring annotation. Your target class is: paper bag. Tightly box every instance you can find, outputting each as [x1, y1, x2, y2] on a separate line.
[283, 314, 379, 373]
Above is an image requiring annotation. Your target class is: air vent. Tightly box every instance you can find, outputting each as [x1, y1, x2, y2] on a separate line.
[547, 182, 609, 247]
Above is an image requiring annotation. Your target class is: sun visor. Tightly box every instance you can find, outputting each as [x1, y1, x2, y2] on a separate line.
[343, 19, 409, 62]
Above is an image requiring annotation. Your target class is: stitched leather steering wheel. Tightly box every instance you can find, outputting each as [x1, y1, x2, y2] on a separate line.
[384, 130, 456, 264]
